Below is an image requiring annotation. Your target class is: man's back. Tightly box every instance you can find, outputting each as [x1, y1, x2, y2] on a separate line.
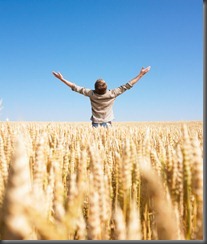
[72, 83, 133, 123]
[52, 66, 151, 125]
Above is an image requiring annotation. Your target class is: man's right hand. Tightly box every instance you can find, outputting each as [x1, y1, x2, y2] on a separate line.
[140, 66, 151, 76]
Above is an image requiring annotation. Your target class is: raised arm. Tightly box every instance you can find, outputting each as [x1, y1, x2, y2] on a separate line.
[52, 71, 75, 89]
[128, 66, 151, 86]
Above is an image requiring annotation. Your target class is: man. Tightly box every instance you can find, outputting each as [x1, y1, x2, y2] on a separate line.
[52, 66, 151, 127]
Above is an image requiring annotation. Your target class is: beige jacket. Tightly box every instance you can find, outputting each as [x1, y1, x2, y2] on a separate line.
[72, 82, 133, 123]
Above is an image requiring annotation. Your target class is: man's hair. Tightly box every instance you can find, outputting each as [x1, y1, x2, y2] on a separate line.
[94, 79, 107, 95]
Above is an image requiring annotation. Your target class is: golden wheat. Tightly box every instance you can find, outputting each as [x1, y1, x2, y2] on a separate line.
[0, 121, 203, 240]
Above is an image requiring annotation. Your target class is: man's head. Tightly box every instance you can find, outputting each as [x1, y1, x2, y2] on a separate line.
[94, 79, 107, 95]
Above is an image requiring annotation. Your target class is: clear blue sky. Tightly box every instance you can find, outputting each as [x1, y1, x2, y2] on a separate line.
[0, 0, 203, 122]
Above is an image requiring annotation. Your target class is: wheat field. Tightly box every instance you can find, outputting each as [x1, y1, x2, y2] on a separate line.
[0, 121, 203, 240]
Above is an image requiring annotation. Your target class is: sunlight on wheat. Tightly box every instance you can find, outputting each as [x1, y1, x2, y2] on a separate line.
[0, 121, 203, 240]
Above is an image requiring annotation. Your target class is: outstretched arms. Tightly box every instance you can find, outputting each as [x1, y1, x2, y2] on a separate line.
[52, 66, 150, 91]
[52, 71, 75, 89]
[128, 66, 151, 86]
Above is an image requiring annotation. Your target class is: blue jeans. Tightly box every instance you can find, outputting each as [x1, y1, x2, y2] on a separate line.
[92, 121, 112, 128]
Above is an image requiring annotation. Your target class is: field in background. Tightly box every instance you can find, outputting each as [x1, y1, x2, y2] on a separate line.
[0, 121, 203, 240]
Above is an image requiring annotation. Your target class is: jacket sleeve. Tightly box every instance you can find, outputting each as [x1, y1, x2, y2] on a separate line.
[110, 82, 133, 97]
[71, 84, 93, 97]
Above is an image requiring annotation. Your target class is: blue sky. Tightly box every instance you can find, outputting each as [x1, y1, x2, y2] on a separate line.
[0, 0, 203, 122]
